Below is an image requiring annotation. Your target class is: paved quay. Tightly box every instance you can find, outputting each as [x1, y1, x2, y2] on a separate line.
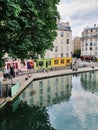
[0, 66, 98, 109]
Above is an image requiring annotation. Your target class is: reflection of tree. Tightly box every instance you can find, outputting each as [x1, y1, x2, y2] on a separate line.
[52, 85, 71, 104]
[81, 71, 98, 93]
[0, 102, 55, 130]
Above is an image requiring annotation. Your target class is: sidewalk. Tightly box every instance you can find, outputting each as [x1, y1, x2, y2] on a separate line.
[0, 66, 98, 108]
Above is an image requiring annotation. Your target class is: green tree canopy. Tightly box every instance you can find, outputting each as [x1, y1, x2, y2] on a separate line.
[73, 49, 81, 58]
[0, 0, 60, 67]
[0, 102, 55, 130]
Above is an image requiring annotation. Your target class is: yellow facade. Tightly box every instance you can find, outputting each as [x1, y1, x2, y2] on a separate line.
[52, 57, 71, 67]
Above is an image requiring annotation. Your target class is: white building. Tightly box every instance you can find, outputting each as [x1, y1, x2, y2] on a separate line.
[81, 25, 98, 60]
[45, 21, 72, 58]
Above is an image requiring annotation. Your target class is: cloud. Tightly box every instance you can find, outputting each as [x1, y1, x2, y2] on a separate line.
[57, 0, 98, 38]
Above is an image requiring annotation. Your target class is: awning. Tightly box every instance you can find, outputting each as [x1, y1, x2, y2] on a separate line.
[80, 55, 95, 59]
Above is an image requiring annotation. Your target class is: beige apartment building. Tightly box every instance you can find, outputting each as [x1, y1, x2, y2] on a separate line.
[81, 25, 98, 60]
[45, 21, 72, 58]
[73, 37, 82, 51]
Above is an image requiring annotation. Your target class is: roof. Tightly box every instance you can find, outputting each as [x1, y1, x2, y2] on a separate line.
[58, 24, 71, 31]
[84, 26, 98, 30]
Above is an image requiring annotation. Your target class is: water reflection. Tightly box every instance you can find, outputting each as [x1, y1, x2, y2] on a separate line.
[0, 102, 55, 130]
[81, 71, 98, 93]
[1, 71, 98, 130]
[0, 75, 72, 130]
[20, 75, 72, 107]
[47, 72, 98, 130]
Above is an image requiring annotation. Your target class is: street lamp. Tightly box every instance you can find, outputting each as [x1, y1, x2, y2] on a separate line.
[70, 52, 73, 69]
[10, 58, 16, 85]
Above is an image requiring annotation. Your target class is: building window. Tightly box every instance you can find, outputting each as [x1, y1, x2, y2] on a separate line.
[90, 43, 92, 46]
[96, 47, 98, 50]
[61, 53, 63, 57]
[39, 81, 43, 87]
[46, 61, 51, 66]
[61, 59, 64, 64]
[39, 61, 44, 67]
[39, 89, 43, 94]
[66, 53, 69, 57]
[61, 32, 64, 37]
[67, 39, 69, 44]
[47, 86, 50, 92]
[39, 96, 43, 101]
[90, 47, 92, 50]
[54, 60, 59, 64]
[86, 48, 87, 51]
[86, 43, 88, 46]
[66, 59, 70, 63]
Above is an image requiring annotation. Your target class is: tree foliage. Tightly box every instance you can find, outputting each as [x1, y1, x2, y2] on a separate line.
[0, 0, 60, 67]
[0, 102, 55, 130]
[73, 49, 81, 58]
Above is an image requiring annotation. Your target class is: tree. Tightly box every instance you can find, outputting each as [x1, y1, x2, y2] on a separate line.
[73, 49, 81, 58]
[0, 0, 60, 67]
[0, 102, 55, 130]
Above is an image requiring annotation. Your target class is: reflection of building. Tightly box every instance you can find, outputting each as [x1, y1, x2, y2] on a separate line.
[81, 25, 98, 60]
[19, 75, 72, 106]
[81, 71, 98, 93]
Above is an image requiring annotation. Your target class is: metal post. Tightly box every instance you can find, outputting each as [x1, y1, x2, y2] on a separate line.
[70, 52, 72, 69]
[10, 75, 13, 85]
[0, 81, 2, 97]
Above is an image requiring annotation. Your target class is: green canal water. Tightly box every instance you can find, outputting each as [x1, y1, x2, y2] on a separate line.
[0, 71, 98, 130]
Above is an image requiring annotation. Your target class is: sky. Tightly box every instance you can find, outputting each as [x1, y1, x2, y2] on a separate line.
[57, 0, 98, 38]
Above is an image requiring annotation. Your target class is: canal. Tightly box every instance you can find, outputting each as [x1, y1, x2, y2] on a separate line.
[0, 71, 98, 130]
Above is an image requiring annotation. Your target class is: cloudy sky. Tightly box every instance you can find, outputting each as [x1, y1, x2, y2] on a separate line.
[57, 0, 98, 38]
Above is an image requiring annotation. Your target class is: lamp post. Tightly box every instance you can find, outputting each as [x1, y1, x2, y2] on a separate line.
[70, 52, 73, 69]
[10, 58, 16, 85]
[0, 71, 3, 97]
